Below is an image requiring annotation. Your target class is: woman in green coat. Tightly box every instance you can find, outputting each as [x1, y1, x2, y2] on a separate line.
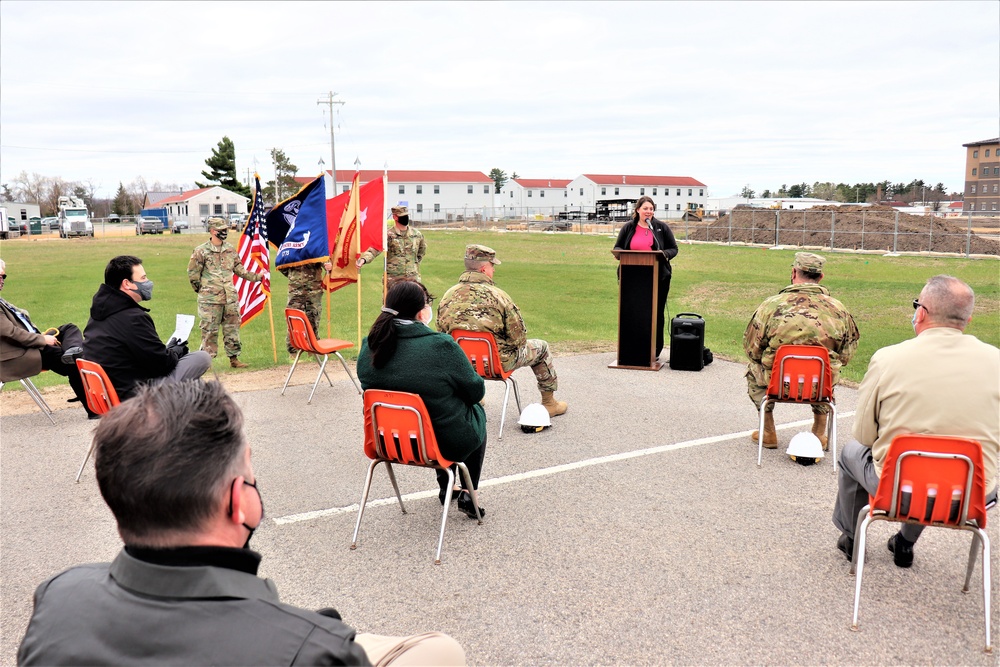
[357, 280, 488, 518]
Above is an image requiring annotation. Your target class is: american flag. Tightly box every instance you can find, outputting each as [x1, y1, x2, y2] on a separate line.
[234, 174, 270, 324]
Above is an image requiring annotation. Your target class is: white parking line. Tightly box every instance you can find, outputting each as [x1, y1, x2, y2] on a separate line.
[272, 411, 854, 525]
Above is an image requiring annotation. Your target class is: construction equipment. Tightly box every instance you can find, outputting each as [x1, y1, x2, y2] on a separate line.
[682, 202, 704, 221]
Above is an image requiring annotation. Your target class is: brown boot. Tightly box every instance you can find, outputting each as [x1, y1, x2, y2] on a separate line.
[230, 357, 249, 369]
[812, 412, 829, 451]
[540, 391, 568, 417]
[751, 412, 778, 448]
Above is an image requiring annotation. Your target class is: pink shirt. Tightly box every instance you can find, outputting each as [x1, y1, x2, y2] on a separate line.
[629, 224, 654, 250]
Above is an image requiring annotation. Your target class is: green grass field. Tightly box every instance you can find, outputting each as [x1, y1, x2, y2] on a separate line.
[1, 231, 997, 390]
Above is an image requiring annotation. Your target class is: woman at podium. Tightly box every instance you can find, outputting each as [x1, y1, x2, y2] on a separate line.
[613, 196, 678, 357]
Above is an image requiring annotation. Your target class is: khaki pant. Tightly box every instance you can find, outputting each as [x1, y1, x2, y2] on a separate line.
[355, 631, 465, 666]
[512, 338, 558, 392]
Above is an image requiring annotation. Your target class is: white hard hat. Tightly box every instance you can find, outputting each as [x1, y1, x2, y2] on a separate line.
[787, 432, 825, 466]
[517, 403, 551, 433]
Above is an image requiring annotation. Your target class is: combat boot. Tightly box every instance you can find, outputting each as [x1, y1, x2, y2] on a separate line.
[540, 391, 568, 417]
[812, 412, 829, 451]
[751, 412, 778, 448]
[230, 356, 249, 369]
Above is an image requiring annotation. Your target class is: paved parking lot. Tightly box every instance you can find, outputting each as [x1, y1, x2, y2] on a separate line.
[1, 353, 996, 665]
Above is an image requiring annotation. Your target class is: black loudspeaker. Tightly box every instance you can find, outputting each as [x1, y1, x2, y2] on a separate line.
[669, 313, 705, 371]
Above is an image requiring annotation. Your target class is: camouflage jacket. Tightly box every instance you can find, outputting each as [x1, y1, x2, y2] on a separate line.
[358, 224, 426, 277]
[187, 241, 261, 304]
[436, 271, 526, 371]
[278, 262, 325, 291]
[743, 282, 860, 381]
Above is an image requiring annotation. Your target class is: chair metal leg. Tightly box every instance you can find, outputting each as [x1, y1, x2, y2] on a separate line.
[307, 354, 330, 404]
[850, 504, 869, 575]
[981, 529, 992, 653]
[383, 462, 406, 513]
[757, 398, 769, 467]
[511, 376, 522, 413]
[350, 460, 379, 550]
[434, 468, 457, 564]
[829, 402, 838, 474]
[313, 353, 336, 387]
[964, 529, 981, 593]
[334, 351, 362, 394]
[281, 351, 303, 395]
[21, 378, 55, 425]
[851, 514, 873, 631]
[456, 462, 483, 524]
[498, 380, 511, 440]
[75, 440, 98, 483]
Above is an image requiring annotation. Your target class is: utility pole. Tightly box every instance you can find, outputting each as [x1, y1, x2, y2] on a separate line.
[317, 91, 345, 194]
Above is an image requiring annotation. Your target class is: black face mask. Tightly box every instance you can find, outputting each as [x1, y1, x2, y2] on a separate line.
[230, 479, 264, 549]
[215, 230, 229, 241]
[396, 216, 409, 226]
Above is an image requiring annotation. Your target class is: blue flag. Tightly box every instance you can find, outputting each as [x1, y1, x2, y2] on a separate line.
[267, 176, 331, 269]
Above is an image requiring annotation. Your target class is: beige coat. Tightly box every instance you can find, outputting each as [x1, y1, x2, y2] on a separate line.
[853, 327, 999, 491]
[0, 302, 45, 382]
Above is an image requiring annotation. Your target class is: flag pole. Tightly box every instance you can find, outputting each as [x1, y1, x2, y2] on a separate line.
[382, 168, 389, 302]
[267, 297, 277, 362]
[326, 269, 332, 339]
[355, 160, 363, 348]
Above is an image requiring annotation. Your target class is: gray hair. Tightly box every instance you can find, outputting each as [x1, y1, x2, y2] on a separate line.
[465, 258, 490, 272]
[0, 258, 6, 272]
[921, 275, 974, 329]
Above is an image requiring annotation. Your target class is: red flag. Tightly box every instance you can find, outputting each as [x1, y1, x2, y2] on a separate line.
[235, 174, 270, 324]
[357, 175, 387, 255]
[324, 172, 361, 293]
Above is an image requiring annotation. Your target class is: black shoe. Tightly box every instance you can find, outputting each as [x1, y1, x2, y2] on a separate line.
[88, 413, 100, 420]
[61, 346, 83, 365]
[438, 487, 461, 505]
[837, 533, 854, 562]
[456, 491, 485, 519]
[887, 532, 914, 568]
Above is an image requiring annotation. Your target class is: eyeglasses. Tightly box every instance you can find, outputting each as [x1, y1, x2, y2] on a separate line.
[0, 274, 6, 279]
[912, 299, 929, 313]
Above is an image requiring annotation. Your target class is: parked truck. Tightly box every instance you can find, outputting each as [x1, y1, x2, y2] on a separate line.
[58, 197, 94, 238]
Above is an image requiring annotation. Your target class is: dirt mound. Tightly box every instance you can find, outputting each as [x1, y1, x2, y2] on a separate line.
[693, 205, 999, 255]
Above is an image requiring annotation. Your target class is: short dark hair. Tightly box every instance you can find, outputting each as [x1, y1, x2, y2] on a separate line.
[105, 255, 143, 288]
[796, 268, 823, 282]
[94, 381, 246, 545]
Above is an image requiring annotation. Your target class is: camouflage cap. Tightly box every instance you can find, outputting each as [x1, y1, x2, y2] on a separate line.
[465, 244, 501, 265]
[793, 252, 825, 274]
[391, 205, 408, 217]
[207, 217, 228, 231]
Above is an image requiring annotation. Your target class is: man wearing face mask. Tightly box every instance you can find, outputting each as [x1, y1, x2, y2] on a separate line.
[356, 205, 427, 282]
[18, 380, 467, 666]
[188, 217, 264, 368]
[832, 275, 998, 568]
[83, 255, 211, 401]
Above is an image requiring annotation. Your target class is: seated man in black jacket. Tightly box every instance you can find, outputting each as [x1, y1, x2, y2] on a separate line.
[83, 255, 211, 400]
[18, 380, 465, 666]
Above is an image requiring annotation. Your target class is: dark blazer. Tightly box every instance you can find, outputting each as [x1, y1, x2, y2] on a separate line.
[613, 217, 679, 280]
[18, 549, 371, 666]
[0, 299, 45, 382]
[357, 321, 487, 461]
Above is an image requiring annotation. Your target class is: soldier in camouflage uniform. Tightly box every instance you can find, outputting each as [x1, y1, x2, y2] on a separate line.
[437, 244, 568, 417]
[743, 252, 860, 449]
[187, 218, 264, 368]
[356, 206, 426, 281]
[279, 260, 332, 354]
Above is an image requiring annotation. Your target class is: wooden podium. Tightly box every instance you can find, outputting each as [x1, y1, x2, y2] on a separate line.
[609, 249, 663, 371]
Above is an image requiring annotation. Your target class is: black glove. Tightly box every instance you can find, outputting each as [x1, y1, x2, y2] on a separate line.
[166, 338, 188, 360]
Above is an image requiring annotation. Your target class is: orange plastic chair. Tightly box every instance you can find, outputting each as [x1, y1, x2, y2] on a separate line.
[451, 330, 522, 440]
[281, 308, 360, 404]
[351, 389, 483, 564]
[74, 359, 121, 482]
[0, 375, 55, 425]
[757, 344, 837, 470]
[850, 434, 993, 652]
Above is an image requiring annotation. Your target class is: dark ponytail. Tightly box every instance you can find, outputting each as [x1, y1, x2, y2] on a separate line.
[367, 279, 432, 368]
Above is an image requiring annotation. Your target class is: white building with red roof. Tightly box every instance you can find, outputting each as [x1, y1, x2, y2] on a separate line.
[294, 169, 495, 221]
[565, 174, 708, 220]
[150, 186, 249, 225]
[498, 178, 573, 216]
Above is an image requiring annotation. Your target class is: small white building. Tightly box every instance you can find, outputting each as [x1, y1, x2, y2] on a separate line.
[564, 174, 708, 220]
[152, 186, 249, 225]
[1, 201, 41, 222]
[297, 170, 495, 222]
[498, 178, 572, 217]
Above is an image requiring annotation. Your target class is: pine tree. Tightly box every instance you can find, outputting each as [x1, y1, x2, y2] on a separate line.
[196, 136, 250, 197]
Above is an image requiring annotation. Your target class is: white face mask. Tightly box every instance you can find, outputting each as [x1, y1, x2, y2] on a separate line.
[417, 304, 433, 325]
[911, 308, 919, 333]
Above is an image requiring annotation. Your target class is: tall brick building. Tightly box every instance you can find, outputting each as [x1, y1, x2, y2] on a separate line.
[962, 138, 999, 213]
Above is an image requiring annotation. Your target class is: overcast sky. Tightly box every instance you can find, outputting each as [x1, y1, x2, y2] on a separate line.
[1, 1, 998, 199]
